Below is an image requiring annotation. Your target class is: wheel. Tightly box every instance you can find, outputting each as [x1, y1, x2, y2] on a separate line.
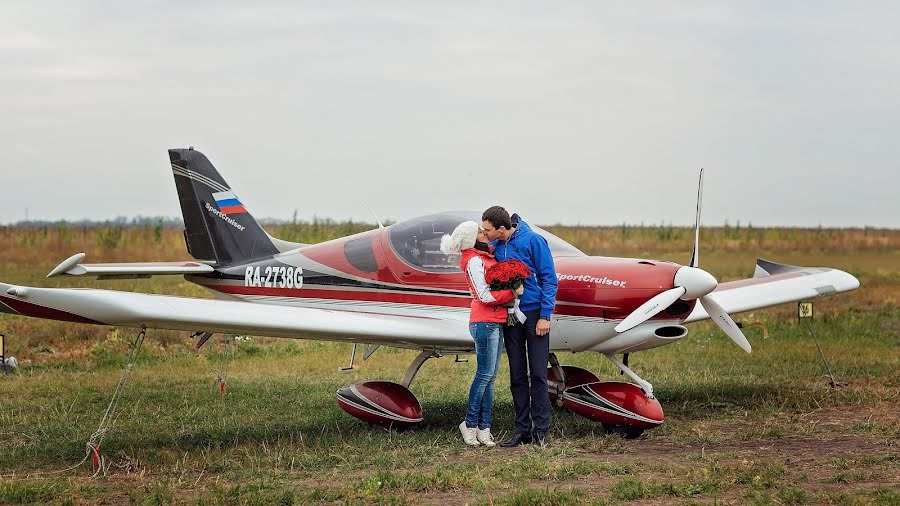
[602, 423, 644, 439]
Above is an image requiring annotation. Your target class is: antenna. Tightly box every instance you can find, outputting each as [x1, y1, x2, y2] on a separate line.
[364, 201, 385, 229]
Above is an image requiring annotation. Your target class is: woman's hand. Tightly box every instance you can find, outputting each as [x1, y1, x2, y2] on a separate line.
[514, 285, 525, 296]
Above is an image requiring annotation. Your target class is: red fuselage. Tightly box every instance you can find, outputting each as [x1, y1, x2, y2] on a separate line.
[199, 222, 696, 325]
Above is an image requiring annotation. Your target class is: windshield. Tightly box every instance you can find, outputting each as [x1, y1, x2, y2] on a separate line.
[531, 225, 586, 258]
[387, 211, 584, 273]
[388, 212, 469, 272]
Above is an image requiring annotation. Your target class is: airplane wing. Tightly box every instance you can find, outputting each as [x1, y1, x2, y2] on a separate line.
[0, 281, 472, 351]
[683, 258, 859, 323]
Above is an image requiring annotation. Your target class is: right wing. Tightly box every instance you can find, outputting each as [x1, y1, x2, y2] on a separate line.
[683, 258, 859, 323]
[0, 281, 472, 351]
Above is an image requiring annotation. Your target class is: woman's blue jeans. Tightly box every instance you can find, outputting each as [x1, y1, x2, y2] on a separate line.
[465, 322, 504, 430]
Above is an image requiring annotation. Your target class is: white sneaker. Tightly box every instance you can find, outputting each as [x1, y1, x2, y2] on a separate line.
[476, 428, 496, 447]
[459, 421, 480, 446]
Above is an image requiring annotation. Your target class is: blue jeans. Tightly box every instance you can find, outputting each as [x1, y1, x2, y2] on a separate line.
[465, 322, 504, 430]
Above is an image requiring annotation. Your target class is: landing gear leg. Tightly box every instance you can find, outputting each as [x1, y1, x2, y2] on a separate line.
[339, 344, 358, 371]
[401, 350, 442, 388]
[548, 353, 567, 407]
[605, 354, 654, 399]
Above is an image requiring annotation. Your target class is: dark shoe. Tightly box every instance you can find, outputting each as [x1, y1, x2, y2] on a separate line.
[533, 432, 550, 448]
[499, 433, 532, 448]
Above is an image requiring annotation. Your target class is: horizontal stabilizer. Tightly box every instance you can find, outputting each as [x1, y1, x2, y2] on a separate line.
[47, 253, 214, 279]
[754, 258, 805, 278]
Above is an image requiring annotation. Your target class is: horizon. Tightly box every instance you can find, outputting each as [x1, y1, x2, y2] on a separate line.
[3, 214, 897, 231]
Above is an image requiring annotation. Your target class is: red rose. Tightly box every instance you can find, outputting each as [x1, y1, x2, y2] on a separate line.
[485, 260, 531, 291]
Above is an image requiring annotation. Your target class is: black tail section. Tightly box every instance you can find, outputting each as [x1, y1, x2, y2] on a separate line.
[169, 148, 279, 266]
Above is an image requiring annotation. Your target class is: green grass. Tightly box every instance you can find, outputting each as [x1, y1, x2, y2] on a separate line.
[0, 311, 896, 504]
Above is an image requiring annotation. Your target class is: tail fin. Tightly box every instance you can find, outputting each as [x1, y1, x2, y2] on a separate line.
[169, 148, 279, 266]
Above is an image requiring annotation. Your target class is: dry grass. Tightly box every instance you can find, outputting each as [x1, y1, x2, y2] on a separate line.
[1, 223, 896, 362]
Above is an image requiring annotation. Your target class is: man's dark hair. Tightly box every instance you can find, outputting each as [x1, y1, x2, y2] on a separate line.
[482, 206, 512, 230]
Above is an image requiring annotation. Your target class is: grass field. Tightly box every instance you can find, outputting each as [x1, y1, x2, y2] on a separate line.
[0, 223, 897, 505]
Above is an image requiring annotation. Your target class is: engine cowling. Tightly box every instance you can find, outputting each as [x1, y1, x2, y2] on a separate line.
[562, 381, 664, 431]
[336, 381, 424, 426]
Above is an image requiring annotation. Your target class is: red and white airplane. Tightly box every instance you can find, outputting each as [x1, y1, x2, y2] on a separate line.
[0, 149, 859, 436]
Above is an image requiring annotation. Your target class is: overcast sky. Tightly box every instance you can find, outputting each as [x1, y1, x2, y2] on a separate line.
[1, 1, 897, 227]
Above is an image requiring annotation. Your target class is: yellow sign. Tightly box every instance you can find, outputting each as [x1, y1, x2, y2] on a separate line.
[0, 334, 4, 358]
[798, 302, 814, 319]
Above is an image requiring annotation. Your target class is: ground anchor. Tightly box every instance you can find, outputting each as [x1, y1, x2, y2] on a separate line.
[798, 301, 845, 389]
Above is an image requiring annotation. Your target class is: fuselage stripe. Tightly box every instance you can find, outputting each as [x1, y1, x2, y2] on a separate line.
[205, 284, 610, 319]
[227, 293, 610, 322]
[562, 392, 662, 425]
[172, 165, 229, 192]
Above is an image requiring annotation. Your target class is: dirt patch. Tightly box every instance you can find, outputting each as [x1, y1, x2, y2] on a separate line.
[392, 402, 899, 503]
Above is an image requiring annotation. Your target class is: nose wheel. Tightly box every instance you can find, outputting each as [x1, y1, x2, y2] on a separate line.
[547, 352, 664, 436]
[602, 423, 645, 440]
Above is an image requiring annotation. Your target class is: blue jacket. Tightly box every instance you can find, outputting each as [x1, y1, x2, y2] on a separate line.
[491, 214, 558, 318]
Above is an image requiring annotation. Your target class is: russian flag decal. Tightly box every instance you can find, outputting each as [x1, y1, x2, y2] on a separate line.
[212, 190, 247, 215]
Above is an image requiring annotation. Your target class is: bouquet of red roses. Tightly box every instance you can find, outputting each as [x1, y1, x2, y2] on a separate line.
[485, 259, 531, 325]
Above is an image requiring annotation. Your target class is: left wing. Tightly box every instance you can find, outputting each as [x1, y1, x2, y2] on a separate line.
[684, 258, 859, 323]
[0, 281, 472, 351]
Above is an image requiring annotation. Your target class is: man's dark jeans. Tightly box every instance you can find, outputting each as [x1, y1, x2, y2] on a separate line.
[504, 309, 551, 435]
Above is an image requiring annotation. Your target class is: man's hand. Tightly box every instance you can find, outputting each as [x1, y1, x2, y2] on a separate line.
[536, 318, 551, 336]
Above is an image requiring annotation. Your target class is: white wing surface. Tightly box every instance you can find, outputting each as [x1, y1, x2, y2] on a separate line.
[46, 253, 215, 279]
[683, 259, 859, 323]
[0, 282, 472, 351]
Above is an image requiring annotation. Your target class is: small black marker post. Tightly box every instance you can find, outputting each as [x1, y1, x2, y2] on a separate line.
[0, 333, 7, 374]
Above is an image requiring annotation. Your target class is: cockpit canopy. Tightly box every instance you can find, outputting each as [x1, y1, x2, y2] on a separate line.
[387, 211, 584, 273]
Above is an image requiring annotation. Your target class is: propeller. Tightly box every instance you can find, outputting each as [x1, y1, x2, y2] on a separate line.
[699, 294, 752, 353]
[612, 265, 715, 333]
[614, 286, 686, 333]
[614, 169, 752, 353]
[689, 169, 703, 268]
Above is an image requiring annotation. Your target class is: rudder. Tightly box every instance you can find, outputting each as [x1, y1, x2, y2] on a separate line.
[169, 148, 279, 266]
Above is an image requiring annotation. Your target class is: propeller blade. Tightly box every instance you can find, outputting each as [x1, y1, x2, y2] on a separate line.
[615, 286, 686, 333]
[689, 168, 704, 268]
[699, 295, 752, 353]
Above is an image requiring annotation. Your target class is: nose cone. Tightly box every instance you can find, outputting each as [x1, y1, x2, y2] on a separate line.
[674, 266, 718, 299]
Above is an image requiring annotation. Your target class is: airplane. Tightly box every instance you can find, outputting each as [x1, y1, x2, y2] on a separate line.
[0, 148, 859, 437]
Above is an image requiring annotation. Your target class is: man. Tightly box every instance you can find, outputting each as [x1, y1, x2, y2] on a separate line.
[481, 206, 558, 448]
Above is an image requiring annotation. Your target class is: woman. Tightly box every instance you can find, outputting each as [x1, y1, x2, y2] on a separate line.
[441, 221, 523, 447]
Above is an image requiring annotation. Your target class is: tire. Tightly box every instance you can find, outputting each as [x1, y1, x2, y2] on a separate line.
[602, 423, 644, 439]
